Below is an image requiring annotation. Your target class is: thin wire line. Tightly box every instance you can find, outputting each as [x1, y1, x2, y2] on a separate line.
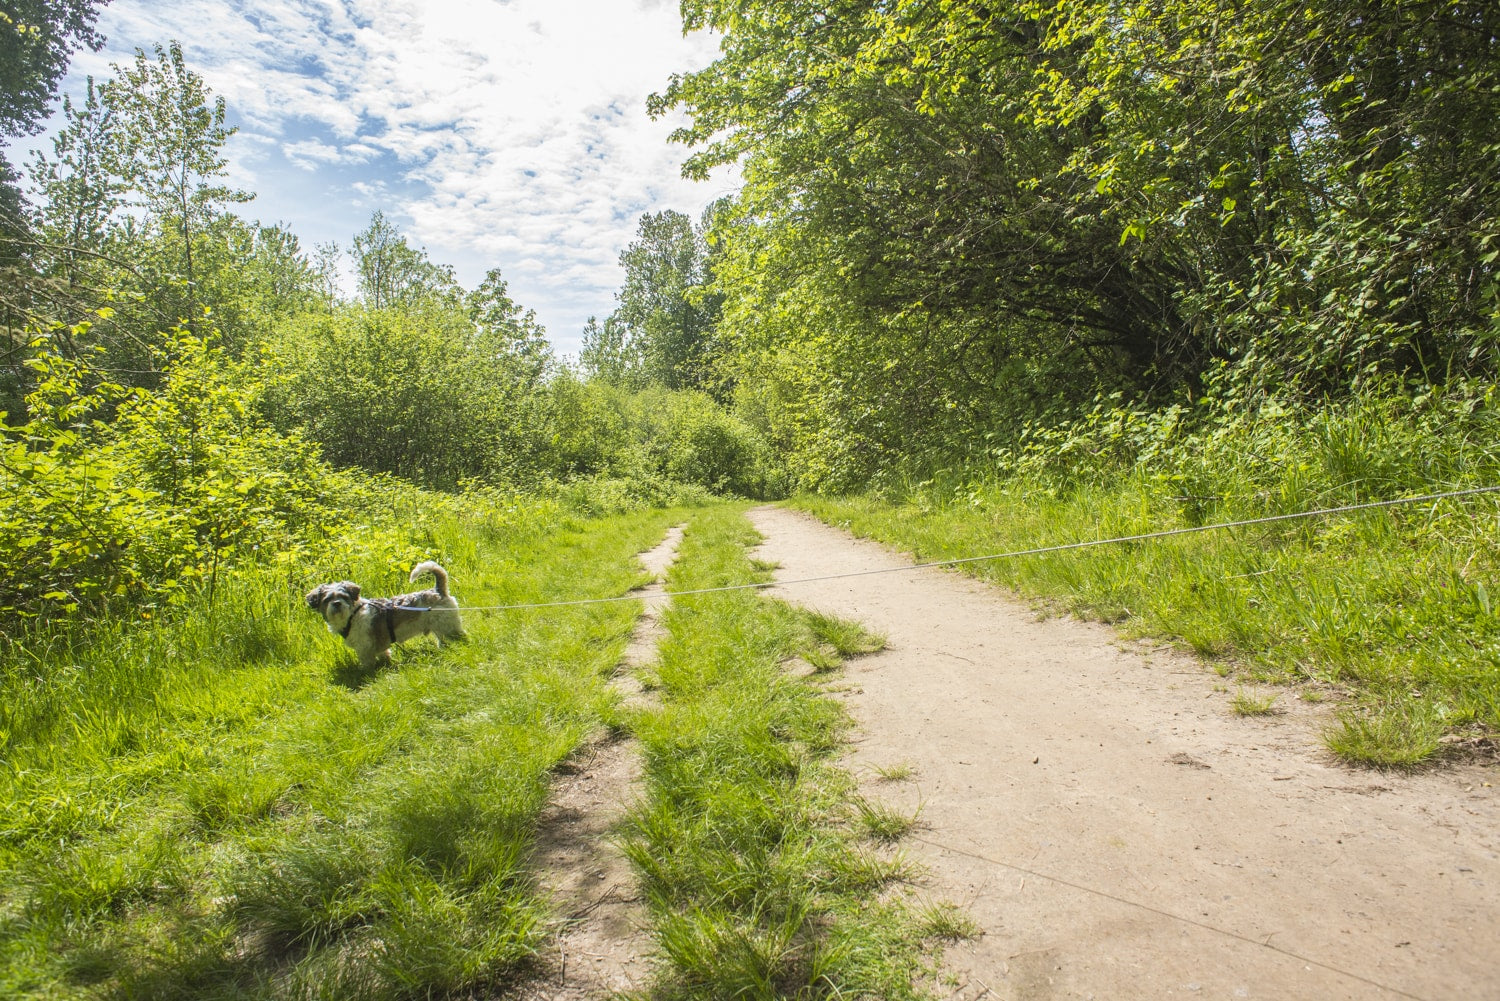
[430, 485, 1500, 613]
[908, 834, 1431, 1001]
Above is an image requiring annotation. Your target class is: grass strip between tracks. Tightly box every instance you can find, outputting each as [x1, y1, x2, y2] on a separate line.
[620, 504, 970, 999]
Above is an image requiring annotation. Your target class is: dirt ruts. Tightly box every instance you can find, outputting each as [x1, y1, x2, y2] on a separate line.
[523, 525, 683, 1000]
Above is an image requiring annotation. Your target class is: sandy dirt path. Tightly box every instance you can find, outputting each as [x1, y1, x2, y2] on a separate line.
[748, 506, 1499, 1001]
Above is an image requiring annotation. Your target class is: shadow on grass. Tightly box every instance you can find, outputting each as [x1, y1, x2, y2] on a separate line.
[329, 657, 382, 690]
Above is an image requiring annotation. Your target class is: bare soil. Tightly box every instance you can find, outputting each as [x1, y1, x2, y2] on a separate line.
[747, 506, 1500, 1001]
[522, 526, 683, 1000]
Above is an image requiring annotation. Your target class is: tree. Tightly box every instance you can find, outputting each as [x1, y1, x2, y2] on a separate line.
[311, 240, 342, 303]
[0, 0, 109, 218]
[579, 313, 635, 385]
[186, 216, 326, 350]
[1, 0, 109, 379]
[466, 267, 551, 386]
[350, 211, 459, 310]
[611, 208, 722, 393]
[8, 77, 121, 386]
[655, 0, 1500, 487]
[105, 40, 252, 325]
[25, 75, 122, 289]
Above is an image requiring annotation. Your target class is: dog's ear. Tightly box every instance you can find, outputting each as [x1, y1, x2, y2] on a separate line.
[305, 585, 327, 611]
[343, 582, 361, 601]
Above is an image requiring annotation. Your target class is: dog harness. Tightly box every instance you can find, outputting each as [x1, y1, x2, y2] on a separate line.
[341, 599, 399, 646]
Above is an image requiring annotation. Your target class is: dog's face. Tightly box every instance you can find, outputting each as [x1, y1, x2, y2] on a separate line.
[305, 581, 361, 633]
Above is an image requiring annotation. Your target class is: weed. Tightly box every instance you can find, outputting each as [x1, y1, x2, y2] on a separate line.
[915, 901, 981, 941]
[874, 761, 916, 782]
[1324, 702, 1445, 767]
[803, 610, 885, 658]
[1230, 690, 1280, 716]
[853, 797, 921, 843]
[801, 646, 843, 673]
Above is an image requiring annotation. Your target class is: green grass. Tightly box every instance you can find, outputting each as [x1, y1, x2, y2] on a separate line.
[852, 796, 921, 843]
[0, 487, 690, 1000]
[913, 901, 981, 942]
[619, 505, 950, 999]
[1323, 701, 1446, 768]
[1229, 689, 1280, 717]
[872, 761, 917, 782]
[2, 492, 973, 999]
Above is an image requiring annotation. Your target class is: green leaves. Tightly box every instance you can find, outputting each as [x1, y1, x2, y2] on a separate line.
[1, 329, 326, 621]
[352, 210, 462, 312]
[602, 208, 727, 395]
[651, 0, 1500, 488]
[259, 301, 553, 490]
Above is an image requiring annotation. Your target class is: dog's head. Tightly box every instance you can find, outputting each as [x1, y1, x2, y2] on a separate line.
[305, 581, 361, 633]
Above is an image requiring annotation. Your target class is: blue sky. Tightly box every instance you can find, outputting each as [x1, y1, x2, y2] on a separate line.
[21, 0, 736, 357]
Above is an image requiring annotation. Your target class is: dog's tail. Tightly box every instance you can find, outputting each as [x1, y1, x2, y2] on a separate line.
[410, 561, 450, 599]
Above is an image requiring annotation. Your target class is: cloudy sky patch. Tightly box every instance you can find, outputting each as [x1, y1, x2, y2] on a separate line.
[32, 0, 733, 355]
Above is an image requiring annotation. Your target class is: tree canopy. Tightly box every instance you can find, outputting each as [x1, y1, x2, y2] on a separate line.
[653, 0, 1500, 487]
[0, 0, 108, 160]
[585, 207, 726, 394]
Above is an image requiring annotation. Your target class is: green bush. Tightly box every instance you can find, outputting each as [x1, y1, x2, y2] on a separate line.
[661, 397, 772, 497]
[993, 380, 1500, 516]
[259, 305, 551, 488]
[546, 377, 785, 498]
[545, 371, 635, 477]
[1, 326, 328, 620]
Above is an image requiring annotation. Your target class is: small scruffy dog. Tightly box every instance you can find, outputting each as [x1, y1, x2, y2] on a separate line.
[306, 561, 466, 669]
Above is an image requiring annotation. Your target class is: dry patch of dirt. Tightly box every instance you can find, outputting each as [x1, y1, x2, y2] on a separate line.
[749, 506, 1500, 1001]
[526, 736, 651, 999]
[522, 525, 683, 999]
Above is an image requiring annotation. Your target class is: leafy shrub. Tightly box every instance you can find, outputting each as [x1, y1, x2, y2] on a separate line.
[547, 377, 785, 498]
[259, 305, 551, 488]
[994, 380, 1500, 516]
[545, 371, 635, 477]
[1, 325, 328, 620]
[662, 400, 772, 497]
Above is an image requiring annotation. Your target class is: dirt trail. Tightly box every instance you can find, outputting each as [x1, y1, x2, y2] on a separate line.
[748, 506, 1500, 1001]
[525, 525, 683, 1000]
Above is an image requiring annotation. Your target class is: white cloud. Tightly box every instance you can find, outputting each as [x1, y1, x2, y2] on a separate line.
[282, 138, 346, 170]
[37, 0, 737, 355]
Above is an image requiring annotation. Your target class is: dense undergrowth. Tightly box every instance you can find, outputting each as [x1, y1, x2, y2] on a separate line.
[800, 384, 1500, 767]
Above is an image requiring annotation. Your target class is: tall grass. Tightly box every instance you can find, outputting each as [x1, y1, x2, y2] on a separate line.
[0, 483, 688, 1000]
[621, 506, 947, 999]
[802, 384, 1500, 766]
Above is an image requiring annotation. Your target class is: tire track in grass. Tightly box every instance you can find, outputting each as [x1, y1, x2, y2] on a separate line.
[619, 507, 946, 1000]
[528, 524, 684, 999]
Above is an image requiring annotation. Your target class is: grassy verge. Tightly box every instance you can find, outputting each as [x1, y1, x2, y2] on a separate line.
[620, 505, 964, 999]
[0, 486, 686, 1000]
[795, 477, 1500, 767]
